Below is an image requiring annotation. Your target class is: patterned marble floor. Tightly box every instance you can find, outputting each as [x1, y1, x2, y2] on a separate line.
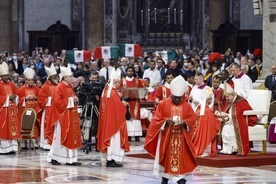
[0, 140, 276, 184]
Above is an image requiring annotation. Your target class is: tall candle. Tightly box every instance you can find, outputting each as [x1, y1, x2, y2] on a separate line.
[141, 10, 143, 26]
[180, 10, 183, 26]
[154, 8, 157, 24]
[168, 8, 170, 24]
[148, 9, 150, 25]
[174, 8, 176, 24]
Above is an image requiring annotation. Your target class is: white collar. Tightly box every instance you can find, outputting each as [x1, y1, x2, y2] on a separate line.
[126, 76, 134, 81]
[164, 82, 170, 88]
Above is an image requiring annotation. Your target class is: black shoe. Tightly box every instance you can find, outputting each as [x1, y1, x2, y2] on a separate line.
[177, 178, 186, 184]
[229, 151, 237, 155]
[161, 177, 169, 184]
[0, 151, 16, 155]
[51, 159, 61, 165]
[66, 162, 81, 166]
[106, 160, 123, 167]
[135, 136, 140, 142]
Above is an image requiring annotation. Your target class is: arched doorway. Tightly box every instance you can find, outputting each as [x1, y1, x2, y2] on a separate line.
[28, 20, 80, 53]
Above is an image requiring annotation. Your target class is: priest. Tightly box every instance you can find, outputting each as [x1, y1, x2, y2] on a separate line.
[0, 62, 20, 153]
[37, 63, 59, 150]
[97, 68, 130, 167]
[47, 64, 82, 166]
[217, 83, 258, 155]
[144, 76, 197, 184]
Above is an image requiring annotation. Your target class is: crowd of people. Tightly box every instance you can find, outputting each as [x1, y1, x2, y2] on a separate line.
[0, 46, 275, 184]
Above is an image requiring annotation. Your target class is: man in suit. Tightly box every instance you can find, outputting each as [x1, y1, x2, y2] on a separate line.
[8, 51, 23, 75]
[247, 58, 259, 83]
[37, 58, 51, 84]
[99, 59, 115, 84]
[265, 64, 276, 101]
[117, 57, 128, 77]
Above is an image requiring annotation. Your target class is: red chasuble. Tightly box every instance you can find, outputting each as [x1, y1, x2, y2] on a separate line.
[225, 96, 258, 155]
[144, 98, 197, 175]
[18, 84, 40, 138]
[0, 81, 20, 140]
[97, 86, 130, 153]
[46, 82, 82, 149]
[154, 85, 171, 101]
[192, 105, 221, 157]
[120, 78, 144, 119]
[37, 81, 57, 140]
[213, 88, 226, 112]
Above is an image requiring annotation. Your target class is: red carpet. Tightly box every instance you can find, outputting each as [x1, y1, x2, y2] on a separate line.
[127, 152, 276, 167]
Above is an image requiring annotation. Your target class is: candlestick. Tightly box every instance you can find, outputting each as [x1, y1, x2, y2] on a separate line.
[148, 9, 150, 25]
[168, 8, 170, 24]
[141, 10, 143, 26]
[154, 8, 157, 24]
[174, 8, 176, 24]
[180, 10, 183, 26]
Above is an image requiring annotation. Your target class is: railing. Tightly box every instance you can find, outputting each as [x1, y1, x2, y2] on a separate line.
[142, 32, 183, 46]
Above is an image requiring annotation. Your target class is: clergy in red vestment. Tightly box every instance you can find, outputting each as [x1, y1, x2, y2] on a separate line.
[0, 62, 20, 153]
[46, 64, 82, 166]
[140, 78, 155, 130]
[212, 75, 226, 112]
[144, 76, 197, 184]
[97, 68, 130, 167]
[18, 68, 40, 147]
[217, 83, 258, 156]
[37, 63, 58, 150]
[154, 71, 174, 105]
[192, 88, 221, 157]
[184, 72, 195, 102]
[120, 66, 145, 142]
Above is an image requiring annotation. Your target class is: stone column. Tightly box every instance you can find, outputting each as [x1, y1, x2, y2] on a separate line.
[0, 0, 12, 52]
[208, 0, 228, 50]
[262, 1, 276, 78]
[85, 0, 104, 51]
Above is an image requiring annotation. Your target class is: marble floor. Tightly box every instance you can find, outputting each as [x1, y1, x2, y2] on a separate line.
[1, 139, 276, 184]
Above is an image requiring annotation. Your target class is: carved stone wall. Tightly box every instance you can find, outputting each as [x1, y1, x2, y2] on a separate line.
[0, 0, 12, 52]
[86, 0, 104, 51]
[208, 0, 228, 51]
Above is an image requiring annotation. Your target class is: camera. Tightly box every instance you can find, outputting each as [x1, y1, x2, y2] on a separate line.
[77, 80, 105, 106]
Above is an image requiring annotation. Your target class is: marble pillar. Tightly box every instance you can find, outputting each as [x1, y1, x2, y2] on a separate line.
[85, 0, 104, 51]
[262, 1, 276, 78]
[0, 0, 12, 52]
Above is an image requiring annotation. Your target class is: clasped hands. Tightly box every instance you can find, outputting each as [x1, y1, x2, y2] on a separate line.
[166, 118, 183, 126]
[9, 94, 17, 100]
[25, 95, 37, 100]
[166, 117, 189, 131]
